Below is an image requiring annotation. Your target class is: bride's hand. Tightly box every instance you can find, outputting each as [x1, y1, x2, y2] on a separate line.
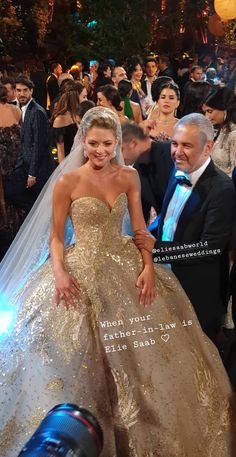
[54, 270, 80, 309]
[136, 265, 156, 307]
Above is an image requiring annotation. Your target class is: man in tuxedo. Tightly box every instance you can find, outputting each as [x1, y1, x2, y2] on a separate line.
[121, 122, 173, 222]
[2, 77, 20, 107]
[4, 77, 55, 213]
[134, 114, 236, 343]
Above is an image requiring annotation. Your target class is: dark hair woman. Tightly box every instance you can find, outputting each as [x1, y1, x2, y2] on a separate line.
[52, 81, 87, 162]
[93, 63, 112, 99]
[118, 79, 142, 124]
[125, 56, 147, 114]
[96, 84, 127, 122]
[148, 81, 180, 140]
[203, 86, 236, 176]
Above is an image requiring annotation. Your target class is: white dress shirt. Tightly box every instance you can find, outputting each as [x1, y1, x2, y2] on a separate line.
[21, 98, 32, 122]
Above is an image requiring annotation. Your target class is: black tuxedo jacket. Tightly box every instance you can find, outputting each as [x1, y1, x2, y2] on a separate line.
[153, 160, 236, 332]
[47, 74, 59, 105]
[16, 99, 54, 179]
[134, 140, 173, 222]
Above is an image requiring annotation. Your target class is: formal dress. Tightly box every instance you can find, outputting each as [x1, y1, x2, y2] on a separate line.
[0, 124, 25, 257]
[53, 123, 78, 158]
[0, 194, 236, 456]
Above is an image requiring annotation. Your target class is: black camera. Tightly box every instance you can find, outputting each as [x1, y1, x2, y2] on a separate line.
[18, 403, 103, 457]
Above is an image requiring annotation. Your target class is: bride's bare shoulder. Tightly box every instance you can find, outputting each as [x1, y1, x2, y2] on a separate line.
[119, 165, 138, 179]
[54, 168, 82, 192]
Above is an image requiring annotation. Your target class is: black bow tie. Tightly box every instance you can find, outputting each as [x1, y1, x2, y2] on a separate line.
[175, 172, 192, 187]
[8, 100, 17, 106]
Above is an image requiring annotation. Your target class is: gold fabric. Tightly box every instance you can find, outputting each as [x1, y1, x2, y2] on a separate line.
[0, 193, 236, 456]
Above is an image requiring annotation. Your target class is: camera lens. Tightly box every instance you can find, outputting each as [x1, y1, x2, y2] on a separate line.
[18, 403, 103, 457]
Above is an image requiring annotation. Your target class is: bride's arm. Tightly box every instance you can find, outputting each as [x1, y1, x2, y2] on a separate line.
[126, 168, 157, 306]
[50, 176, 80, 307]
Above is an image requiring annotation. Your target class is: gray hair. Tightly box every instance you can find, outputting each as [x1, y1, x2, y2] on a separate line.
[175, 113, 214, 144]
[58, 72, 73, 87]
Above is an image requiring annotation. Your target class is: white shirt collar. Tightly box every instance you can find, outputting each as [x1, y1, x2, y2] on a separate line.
[188, 157, 211, 187]
[21, 98, 32, 120]
[144, 75, 157, 82]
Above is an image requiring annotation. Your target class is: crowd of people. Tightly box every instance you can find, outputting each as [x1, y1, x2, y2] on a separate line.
[1, 50, 236, 455]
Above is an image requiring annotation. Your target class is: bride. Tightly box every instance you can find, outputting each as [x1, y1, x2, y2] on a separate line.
[0, 107, 235, 457]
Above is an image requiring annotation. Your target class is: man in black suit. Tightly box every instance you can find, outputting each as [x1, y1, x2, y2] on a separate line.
[4, 77, 55, 213]
[121, 122, 173, 222]
[141, 57, 158, 107]
[46, 62, 62, 111]
[134, 114, 236, 344]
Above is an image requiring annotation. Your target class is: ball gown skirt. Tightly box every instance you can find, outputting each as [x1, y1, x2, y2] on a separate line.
[0, 193, 236, 456]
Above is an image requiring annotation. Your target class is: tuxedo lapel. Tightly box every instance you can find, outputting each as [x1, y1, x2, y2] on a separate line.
[21, 99, 35, 141]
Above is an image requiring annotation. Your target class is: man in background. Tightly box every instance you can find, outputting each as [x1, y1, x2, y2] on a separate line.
[4, 77, 55, 213]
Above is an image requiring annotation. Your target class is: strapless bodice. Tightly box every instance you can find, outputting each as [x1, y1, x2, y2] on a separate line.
[70, 193, 128, 251]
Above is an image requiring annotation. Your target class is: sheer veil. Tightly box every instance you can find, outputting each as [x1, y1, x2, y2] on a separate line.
[0, 107, 124, 313]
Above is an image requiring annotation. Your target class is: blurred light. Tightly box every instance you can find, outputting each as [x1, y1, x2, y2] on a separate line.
[87, 20, 97, 28]
[0, 301, 15, 337]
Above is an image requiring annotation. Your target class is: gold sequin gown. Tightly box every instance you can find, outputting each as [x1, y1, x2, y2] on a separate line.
[0, 193, 236, 456]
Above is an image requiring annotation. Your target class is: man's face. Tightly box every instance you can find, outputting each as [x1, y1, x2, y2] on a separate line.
[192, 68, 203, 81]
[4, 83, 16, 102]
[171, 124, 212, 174]
[146, 61, 158, 77]
[55, 64, 62, 77]
[16, 83, 33, 105]
[112, 67, 127, 86]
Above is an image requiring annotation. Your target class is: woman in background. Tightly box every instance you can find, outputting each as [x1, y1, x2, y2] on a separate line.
[148, 81, 180, 141]
[118, 79, 142, 124]
[0, 84, 22, 258]
[203, 86, 236, 176]
[93, 62, 112, 99]
[96, 84, 127, 122]
[52, 81, 87, 163]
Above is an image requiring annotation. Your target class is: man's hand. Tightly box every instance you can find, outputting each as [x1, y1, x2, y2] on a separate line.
[27, 176, 36, 188]
[133, 230, 156, 253]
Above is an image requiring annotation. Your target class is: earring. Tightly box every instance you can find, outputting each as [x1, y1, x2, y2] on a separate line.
[111, 149, 117, 158]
